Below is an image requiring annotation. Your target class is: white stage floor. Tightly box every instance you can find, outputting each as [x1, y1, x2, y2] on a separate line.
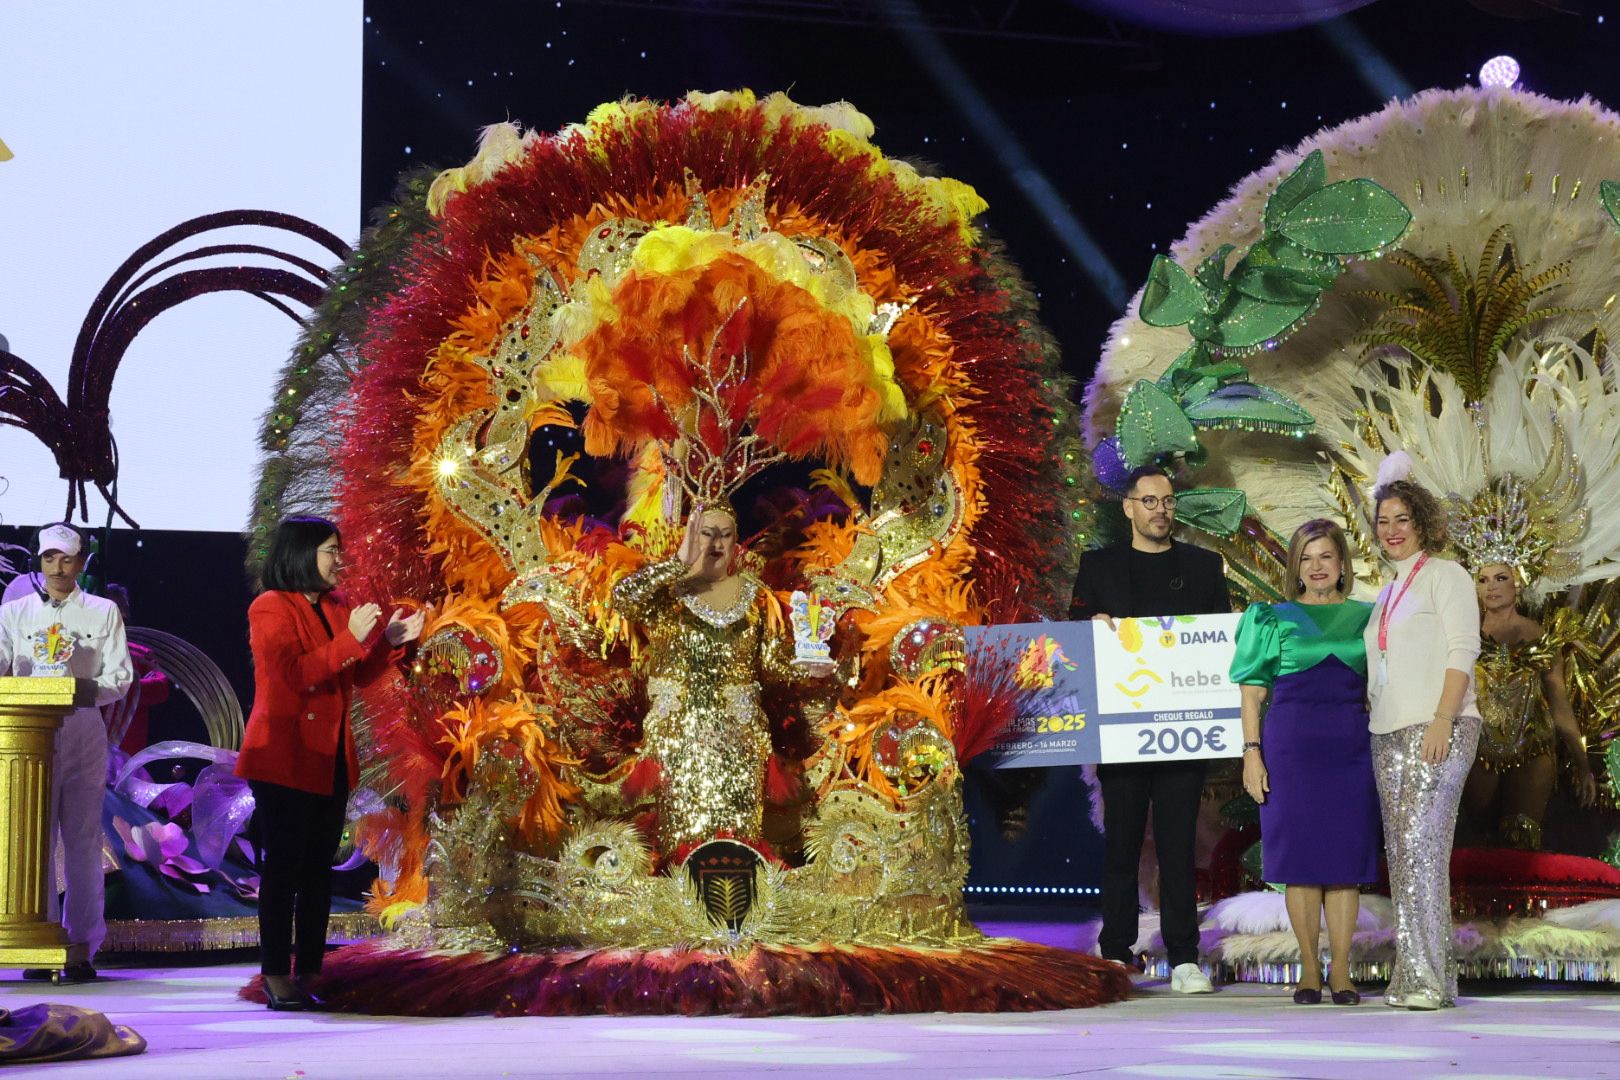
[6, 960, 1620, 1079]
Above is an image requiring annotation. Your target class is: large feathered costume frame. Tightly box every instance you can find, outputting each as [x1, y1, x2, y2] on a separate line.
[243, 91, 1125, 1015]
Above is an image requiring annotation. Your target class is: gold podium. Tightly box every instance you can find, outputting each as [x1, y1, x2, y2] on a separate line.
[0, 676, 94, 969]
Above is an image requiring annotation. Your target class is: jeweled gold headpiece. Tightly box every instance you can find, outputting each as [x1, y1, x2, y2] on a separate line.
[1445, 422, 1587, 589]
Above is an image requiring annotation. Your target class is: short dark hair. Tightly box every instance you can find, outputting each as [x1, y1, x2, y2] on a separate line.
[260, 516, 340, 594]
[1373, 479, 1449, 554]
[1123, 464, 1172, 496]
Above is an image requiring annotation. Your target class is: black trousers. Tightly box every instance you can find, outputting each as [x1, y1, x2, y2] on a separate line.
[1096, 759, 1206, 967]
[249, 779, 347, 977]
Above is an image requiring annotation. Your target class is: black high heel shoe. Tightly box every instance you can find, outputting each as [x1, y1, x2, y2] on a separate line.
[1292, 985, 1322, 1004]
[293, 974, 328, 1010]
[263, 980, 313, 1012]
[1331, 987, 1362, 1005]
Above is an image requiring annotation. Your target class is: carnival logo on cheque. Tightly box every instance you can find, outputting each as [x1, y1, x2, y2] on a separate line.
[1015, 634, 1078, 690]
[1111, 616, 1224, 707]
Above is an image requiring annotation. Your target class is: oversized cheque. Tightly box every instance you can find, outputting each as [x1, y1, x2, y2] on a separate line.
[966, 613, 1243, 768]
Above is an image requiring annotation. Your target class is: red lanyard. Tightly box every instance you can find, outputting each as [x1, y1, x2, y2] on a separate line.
[1377, 552, 1428, 653]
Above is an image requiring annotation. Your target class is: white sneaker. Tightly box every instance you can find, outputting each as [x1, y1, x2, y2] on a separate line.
[1170, 962, 1215, 994]
[1088, 945, 1132, 969]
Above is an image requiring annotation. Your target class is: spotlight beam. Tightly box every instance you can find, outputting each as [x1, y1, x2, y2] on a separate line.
[880, 0, 1131, 311]
[1316, 17, 1415, 103]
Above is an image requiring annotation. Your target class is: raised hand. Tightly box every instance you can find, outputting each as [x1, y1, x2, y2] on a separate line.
[347, 602, 382, 643]
[384, 607, 427, 646]
[677, 507, 704, 570]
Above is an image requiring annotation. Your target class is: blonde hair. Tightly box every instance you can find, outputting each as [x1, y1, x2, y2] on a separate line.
[1285, 518, 1353, 598]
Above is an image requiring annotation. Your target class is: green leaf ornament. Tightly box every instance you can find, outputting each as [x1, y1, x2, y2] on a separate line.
[1194, 244, 1236, 292]
[1155, 343, 1209, 384]
[1274, 178, 1412, 255]
[1263, 150, 1328, 230]
[1139, 255, 1206, 327]
[1117, 379, 1200, 467]
[1219, 792, 1259, 829]
[1602, 180, 1620, 231]
[1172, 487, 1250, 536]
[1230, 236, 1343, 305]
[1208, 291, 1316, 351]
[1229, 263, 1322, 305]
[1182, 383, 1315, 434]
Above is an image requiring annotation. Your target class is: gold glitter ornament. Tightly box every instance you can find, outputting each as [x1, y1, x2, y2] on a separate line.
[1446, 424, 1588, 590]
[806, 410, 963, 615]
[889, 618, 966, 679]
[558, 820, 653, 889]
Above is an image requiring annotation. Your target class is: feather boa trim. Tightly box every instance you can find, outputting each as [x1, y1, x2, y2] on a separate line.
[241, 938, 1131, 1016]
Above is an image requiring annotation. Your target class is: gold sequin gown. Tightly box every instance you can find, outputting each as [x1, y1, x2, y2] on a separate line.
[612, 559, 800, 857]
[1474, 631, 1562, 772]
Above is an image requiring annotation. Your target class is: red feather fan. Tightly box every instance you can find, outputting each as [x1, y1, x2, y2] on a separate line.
[243, 938, 1132, 1017]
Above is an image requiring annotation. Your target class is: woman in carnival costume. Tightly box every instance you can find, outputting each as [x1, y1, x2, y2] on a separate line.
[1231, 518, 1377, 1005]
[612, 419, 838, 860]
[1454, 485, 1599, 850]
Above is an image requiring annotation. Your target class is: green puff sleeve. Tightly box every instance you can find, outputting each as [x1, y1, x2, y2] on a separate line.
[1229, 602, 1281, 688]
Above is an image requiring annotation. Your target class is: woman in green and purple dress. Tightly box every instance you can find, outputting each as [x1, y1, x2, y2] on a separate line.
[1231, 519, 1379, 1005]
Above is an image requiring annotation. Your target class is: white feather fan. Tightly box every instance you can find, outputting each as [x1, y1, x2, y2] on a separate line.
[1087, 88, 1620, 555]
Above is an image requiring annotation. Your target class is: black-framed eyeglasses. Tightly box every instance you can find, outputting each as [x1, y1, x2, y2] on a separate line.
[1124, 495, 1177, 511]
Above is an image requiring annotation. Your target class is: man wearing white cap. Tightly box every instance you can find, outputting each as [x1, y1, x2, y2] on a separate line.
[0, 522, 132, 982]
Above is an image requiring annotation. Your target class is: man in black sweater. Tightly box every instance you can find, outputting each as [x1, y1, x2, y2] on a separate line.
[1072, 465, 1231, 993]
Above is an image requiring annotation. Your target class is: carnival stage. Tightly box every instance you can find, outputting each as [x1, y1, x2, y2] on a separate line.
[10, 916, 1620, 1080]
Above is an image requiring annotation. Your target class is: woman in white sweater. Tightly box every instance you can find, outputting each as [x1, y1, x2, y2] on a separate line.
[1363, 455, 1481, 1010]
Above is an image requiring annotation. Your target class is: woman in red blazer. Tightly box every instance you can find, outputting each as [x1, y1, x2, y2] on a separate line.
[237, 516, 423, 1010]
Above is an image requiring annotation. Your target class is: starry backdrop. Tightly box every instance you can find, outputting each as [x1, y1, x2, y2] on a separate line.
[5, 1, 1613, 902]
[357, 0, 1617, 391]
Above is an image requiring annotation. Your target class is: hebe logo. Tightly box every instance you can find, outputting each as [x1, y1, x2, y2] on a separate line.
[1170, 670, 1224, 688]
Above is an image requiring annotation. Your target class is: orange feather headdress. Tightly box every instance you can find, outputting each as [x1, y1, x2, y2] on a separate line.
[577, 251, 893, 503]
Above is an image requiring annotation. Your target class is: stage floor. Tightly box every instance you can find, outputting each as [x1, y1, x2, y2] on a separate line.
[7, 958, 1620, 1079]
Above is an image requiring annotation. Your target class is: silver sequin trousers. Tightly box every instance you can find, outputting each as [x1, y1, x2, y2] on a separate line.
[1371, 716, 1480, 1007]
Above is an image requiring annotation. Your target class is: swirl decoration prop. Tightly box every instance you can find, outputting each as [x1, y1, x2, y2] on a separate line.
[0, 211, 349, 526]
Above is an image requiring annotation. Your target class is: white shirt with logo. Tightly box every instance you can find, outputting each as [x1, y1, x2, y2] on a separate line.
[0, 587, 134, 715]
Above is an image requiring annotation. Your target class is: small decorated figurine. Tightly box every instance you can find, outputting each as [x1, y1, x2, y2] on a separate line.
[789, 590, 836, 667]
